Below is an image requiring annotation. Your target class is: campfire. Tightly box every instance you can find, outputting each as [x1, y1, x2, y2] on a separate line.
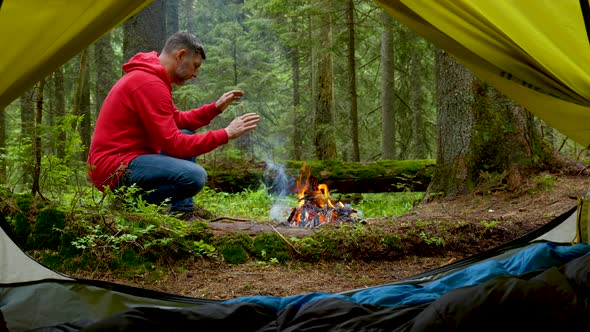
[286, 164, 361, 228]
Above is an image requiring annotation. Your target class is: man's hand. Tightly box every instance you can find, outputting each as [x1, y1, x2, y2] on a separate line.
[225, 113, 260, 139]
[215, 90, 244, 112]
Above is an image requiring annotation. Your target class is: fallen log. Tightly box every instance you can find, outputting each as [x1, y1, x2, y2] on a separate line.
[202, 159, 435, 194]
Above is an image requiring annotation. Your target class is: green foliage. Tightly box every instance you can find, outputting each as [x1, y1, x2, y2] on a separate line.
[358, 192, 423, 218]
[7, 194, 68, 250]
[194, 186, 274, 220]
[480, 220, 501, 228]
[213, 233, 253, 264]
[219, 244, 249, 264]
[533, 173, 556, 192]
[288, 224, 403, 261]
[418, 231, 445, 247]
[30, 206, 66, 250]
[252, 232, 291, 262]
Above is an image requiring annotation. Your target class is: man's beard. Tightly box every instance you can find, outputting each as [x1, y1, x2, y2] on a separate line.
[175, 65, 193, 86]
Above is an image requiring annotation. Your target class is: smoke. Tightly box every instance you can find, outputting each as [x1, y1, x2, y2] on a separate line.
[264, 161, 295, 222]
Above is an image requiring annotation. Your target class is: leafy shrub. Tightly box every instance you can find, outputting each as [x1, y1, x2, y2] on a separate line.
[31, 207, 66, 249]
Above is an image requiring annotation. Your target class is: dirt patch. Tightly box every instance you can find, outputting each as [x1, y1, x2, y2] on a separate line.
[74, 173, 590, 300]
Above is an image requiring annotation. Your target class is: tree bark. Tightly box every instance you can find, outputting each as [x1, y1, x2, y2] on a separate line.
[79, 52, 92, 161]
[346, 0, 360, 162]
[469, 83, 548, 192]
[20, 89, 35, 138]
[72, 50, 90, 161]
[426, 50, 560, 202]
[20, 88, 35, 185]
[32, 77, 47, 199]
[425, 49, 475, 200]
[314, 1, 337, 160]
[123, 0, 167, 61]
[0, 107, 5, 183]
[291, 42, 303, 160]
[381, 11, 396, 160]
[410, 33, 430, 159]
[94, 32, 116, 118]
[53, 67, 66, 159]
[166, 0, 180, 36]
[183, 0, 196, 33]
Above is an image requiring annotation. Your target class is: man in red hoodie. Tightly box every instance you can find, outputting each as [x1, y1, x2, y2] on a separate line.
[87, 32, 260, 218]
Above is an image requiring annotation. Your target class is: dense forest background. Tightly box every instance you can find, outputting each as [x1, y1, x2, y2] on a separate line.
[1, 0, 586, 201]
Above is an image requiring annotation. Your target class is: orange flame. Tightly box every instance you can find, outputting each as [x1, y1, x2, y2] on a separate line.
[292, 163, 344, 226]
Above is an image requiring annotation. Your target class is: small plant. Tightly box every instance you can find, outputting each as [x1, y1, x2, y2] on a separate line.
[252, 232, 291, 262]
[419, 231, 445, 247]
[189, 240, 216, 258]
[480, 220, 500, 228]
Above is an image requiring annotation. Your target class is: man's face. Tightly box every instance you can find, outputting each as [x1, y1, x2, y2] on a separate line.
[173, 50, 202, 86]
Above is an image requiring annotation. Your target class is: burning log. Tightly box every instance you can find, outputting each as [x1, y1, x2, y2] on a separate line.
[286, 164, 362, 228]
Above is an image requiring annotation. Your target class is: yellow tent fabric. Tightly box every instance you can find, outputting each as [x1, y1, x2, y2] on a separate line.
[3, 0, 590, 147]
[0, 0, 152, 110]
[376, 0, 590, 147]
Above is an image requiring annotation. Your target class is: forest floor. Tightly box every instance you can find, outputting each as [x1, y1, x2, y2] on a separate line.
[74, 172, 590, 301]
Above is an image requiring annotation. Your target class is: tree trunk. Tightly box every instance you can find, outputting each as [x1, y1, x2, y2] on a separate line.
[79, 53, 92, 161]
[32, 77, 46, 199]
[166, 0, 180, 36]
[346, 0, 360, 162]
[183, 0, 196, 33]
[426, 50, 558, 202]
[410, 33, 430, 159]
[291, 43, 303, 160]
[72, 50, 89, 160]
[309, 13, 318, 158]
[123, 0, 166, 61]
[20, 88, 35, 185]
[94, 32, 116, 118]
[0, 107, 5, 183]
[314, 1, 337, 160]
[425, 49, 475, 200]
[20, 89, 35, 138]
[381, 11, 396, 160]
[469, 84, 548, 192]
[53, 67, 66, 159]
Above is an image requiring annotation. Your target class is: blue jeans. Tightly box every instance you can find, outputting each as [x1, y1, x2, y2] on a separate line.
[118, 132, 206, 212]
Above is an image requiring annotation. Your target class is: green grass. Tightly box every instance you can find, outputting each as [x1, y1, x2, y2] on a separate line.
[193, 186, 424, 220]
[357, 192, 424, 218]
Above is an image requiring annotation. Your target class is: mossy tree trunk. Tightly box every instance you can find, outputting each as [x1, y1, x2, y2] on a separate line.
[426, 50, 559, 201]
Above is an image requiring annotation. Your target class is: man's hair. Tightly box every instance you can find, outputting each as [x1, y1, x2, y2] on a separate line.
[162, 32, 207, 60]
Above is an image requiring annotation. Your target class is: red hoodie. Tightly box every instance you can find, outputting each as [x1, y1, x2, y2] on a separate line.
[87, 51, 228, 191]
